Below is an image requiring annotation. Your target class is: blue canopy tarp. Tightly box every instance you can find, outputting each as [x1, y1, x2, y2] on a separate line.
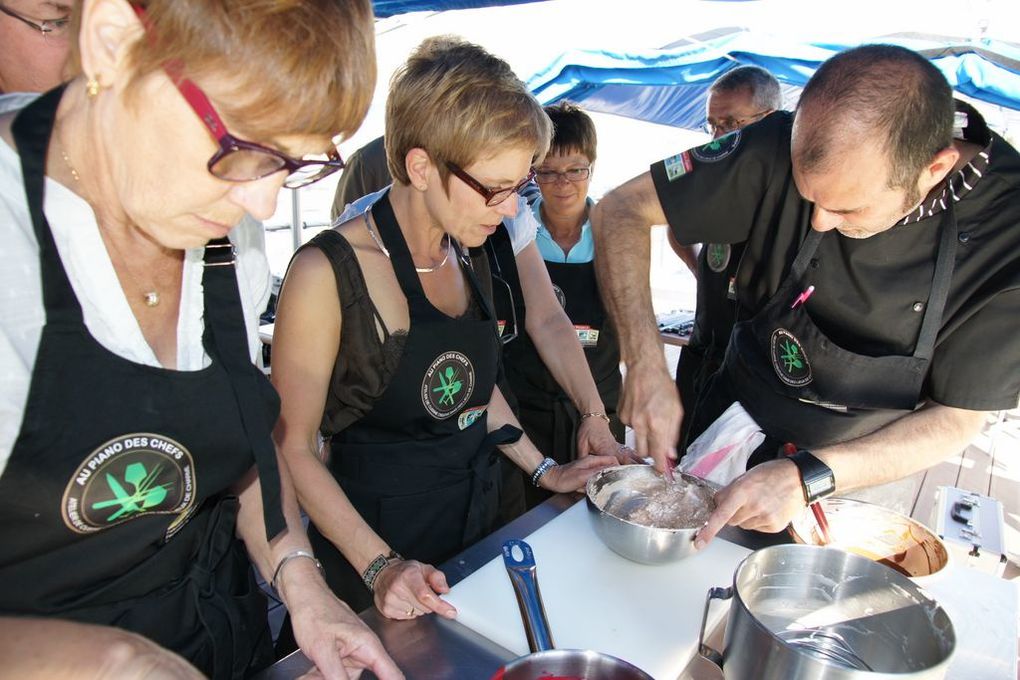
[526, 30, 1020, 131]
[372, 0, 545, 18]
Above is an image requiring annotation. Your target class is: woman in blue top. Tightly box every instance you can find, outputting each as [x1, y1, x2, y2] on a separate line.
[495, 101, 624, 507]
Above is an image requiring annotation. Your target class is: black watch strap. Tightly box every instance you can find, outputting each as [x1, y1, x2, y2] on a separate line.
[787, 449, 836, 504]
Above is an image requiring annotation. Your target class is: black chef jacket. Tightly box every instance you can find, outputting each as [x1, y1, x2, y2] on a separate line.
[651, 109, 1020, 418]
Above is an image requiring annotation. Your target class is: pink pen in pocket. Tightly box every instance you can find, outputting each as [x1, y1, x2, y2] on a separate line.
[790, 285, 815, 310]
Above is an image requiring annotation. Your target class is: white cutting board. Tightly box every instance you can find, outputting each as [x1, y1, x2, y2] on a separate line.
[446, 500, 750, 679]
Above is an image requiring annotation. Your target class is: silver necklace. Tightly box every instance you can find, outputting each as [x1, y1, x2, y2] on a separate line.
[363, 211, 451, 273]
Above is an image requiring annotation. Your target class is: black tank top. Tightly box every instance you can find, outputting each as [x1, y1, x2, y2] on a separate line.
[296, 229, 492, 437]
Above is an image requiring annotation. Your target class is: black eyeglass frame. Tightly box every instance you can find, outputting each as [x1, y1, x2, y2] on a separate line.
[0, 3, 70, 35]
[446, 162, 536, 207]
[534, 166, 592, 185]
[701, 109, 771, 137]
[485, 241, 519, 345]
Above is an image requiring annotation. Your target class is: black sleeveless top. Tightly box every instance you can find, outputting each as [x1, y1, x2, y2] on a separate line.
[297, 229, 493, 437]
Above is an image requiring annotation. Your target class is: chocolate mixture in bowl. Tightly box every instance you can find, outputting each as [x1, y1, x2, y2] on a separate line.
[593, 471, 716, 530]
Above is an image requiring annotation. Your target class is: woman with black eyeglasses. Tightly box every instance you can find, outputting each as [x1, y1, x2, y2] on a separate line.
[487, 101, 627, 508]
[270, 37, 617, 646]
[0, 1, 401, 678]
[0, 0, 73, 95]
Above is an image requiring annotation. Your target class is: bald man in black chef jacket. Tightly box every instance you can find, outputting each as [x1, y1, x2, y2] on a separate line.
[592, 44, 1020, 546]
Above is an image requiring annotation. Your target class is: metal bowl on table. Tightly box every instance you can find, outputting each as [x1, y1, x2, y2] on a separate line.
[585, 465, 716, 564]
[789, 497, 950, 580]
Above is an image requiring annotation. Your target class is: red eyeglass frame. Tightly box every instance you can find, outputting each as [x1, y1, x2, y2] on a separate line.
[446, 162, 536, 207]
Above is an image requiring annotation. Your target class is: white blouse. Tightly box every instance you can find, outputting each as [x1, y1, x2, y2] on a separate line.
[0, 95, 271, 473]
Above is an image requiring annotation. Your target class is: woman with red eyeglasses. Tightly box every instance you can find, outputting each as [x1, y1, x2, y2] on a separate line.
[0, 1, 401, 678]
[270, 36, 617, 651]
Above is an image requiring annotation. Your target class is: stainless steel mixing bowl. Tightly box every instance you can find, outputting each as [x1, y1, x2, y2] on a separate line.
[585, 465, 716, 564]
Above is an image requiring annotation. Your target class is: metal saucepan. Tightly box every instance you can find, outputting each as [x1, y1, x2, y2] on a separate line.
[489, 539, 654, 680]
[699, 544, 955, 679]
[585, 465, 717, 564]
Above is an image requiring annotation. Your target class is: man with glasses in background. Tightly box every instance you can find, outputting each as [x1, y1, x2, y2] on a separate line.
[669, 65, 783, 450]
[0, 1, 74, 97]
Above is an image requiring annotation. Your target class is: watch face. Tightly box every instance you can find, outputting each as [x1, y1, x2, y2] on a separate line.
[806, 476, 835, 500]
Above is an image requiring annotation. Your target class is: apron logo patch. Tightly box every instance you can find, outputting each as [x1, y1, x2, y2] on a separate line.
[62, 433, 196, 536]
[552, 284, 567, 309]
[422, 351, 476, 420]
[690, 130, 741, 163]
[457, 406, 486, 430]
[575, 325, 600, 347]
[706, 243, 731, 273]
[770, 328, 812, 387]
[663, 151, 693, 181]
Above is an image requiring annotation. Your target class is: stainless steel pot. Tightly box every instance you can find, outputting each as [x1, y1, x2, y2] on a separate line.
[490, 539, 654, 680]
[699, 544, 955, 679]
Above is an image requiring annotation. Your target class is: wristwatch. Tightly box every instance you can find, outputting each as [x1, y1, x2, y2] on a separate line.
[786, 449, 836, 504]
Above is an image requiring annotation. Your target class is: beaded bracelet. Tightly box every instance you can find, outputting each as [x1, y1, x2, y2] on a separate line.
[362, 549, 403, 592]
[271, 549, 323, 593]
[580, 411, 611, 425]
[530, 457, 558, 488]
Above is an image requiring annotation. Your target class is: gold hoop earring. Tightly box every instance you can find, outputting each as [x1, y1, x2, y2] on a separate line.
[86, 77, 101, 98]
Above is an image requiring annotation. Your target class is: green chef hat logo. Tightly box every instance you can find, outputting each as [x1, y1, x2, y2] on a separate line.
[770, 328, 813, 387]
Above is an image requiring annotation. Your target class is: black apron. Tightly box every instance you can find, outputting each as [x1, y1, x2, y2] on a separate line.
[0, 88, 286, 679]
[691, 203, 957, 453]
[483, 224, 531, 524]
[676, 241, 745, 449]
[308, 193, 520, 613]
[488, 226, 623, 461]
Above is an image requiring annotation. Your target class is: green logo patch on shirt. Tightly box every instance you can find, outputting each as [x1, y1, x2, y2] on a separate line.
[691, 130, 742, 163]
[706, 243, 731, 273]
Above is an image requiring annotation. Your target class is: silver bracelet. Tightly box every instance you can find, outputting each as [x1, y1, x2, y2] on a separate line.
[530, 457, 558, 487]
[271, 549, 323, 593]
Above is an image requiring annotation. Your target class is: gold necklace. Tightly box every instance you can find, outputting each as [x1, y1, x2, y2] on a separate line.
[363, 212, 451, 273]
[59, 149, 80, 183]
[101, 229, 164, 308]
[57, 140, 162, 307]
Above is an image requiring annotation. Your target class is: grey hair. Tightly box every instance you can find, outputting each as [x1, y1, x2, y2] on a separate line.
[710, 65, 783, 111]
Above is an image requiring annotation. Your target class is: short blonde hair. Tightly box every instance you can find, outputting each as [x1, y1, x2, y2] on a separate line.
[72, 0, 375, 142]
[385, 35, 551, 186]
